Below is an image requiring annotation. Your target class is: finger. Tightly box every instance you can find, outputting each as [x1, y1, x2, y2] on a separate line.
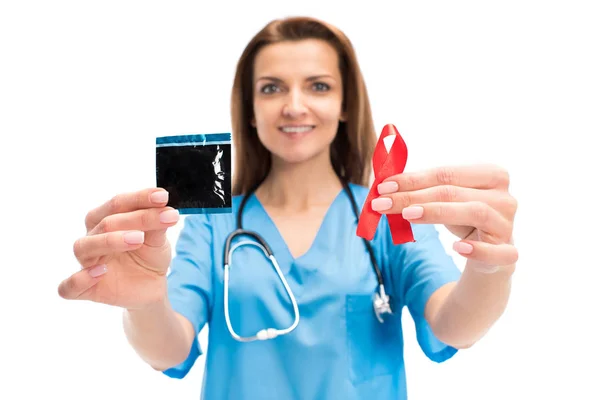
[73, 231, 145, 268]
[401, 201, 513, 240]
[58, 265, 107, 300]
[452, 241, 519, 269]
[144, 228, 169, 248]
[89, 207, 178, 248]
[379, 164, 510, 193]
[374, 186, 517, 220]
[89, 206, 179, 235]
[85, 188, 170, 232]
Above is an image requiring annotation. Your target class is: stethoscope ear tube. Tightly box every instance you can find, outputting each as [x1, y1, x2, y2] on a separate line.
[342, 183, 385, 288]
[224, 229, 274, 265]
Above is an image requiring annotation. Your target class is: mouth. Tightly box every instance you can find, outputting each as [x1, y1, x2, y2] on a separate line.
[279, 125, 316, 137]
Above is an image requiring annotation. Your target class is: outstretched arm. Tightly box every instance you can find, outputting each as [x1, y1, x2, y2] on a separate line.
[375, 164, 519, 348]
[123, 297, 197, 370]
[425, 259, 515, 348]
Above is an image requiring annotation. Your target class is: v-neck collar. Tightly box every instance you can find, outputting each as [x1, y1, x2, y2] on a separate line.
[248, 187, 347, 266]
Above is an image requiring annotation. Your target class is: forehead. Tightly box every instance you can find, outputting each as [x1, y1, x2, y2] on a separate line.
[253, 39, 340, 80]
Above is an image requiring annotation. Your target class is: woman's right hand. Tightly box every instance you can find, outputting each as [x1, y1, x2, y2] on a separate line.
[58, 188, 180, 310]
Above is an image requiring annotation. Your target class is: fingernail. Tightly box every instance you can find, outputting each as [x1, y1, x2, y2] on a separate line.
[160, 209, 179, 223]
[151, 191, 168, 203]
[453, 241, 473, 254]
[124, 231, 145, 244]
[402, 206, 424, 219]
[377, 181, 398, 194]
[371, 198, 392, 211]
[89, 264, 107, 278]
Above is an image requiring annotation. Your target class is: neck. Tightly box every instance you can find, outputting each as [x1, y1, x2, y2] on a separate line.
[256, 151, 343, 211]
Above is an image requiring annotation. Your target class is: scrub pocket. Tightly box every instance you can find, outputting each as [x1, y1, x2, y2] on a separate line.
[346, 294, 402, 385]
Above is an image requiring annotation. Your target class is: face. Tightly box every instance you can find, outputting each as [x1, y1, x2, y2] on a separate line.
[251, 39, 346, 166]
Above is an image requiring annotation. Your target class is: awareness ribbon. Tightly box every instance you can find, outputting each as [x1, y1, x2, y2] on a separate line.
[356, 124, 415, 245]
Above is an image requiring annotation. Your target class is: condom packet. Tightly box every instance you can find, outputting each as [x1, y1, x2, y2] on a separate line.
[155, 133, 232, 214]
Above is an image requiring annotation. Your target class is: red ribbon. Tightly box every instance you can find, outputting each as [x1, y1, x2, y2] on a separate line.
[356, 124, 415, 245]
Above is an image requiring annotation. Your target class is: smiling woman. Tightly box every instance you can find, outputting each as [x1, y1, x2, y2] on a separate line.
[58, 15, 518, 400]
[230, 18, 376, 197]
[250, 39, 346, 166]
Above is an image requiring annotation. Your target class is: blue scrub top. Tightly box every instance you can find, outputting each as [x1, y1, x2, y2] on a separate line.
[162, 183, 462, 399]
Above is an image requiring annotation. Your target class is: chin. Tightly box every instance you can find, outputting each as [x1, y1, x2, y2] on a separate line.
[271, 146, 328, 166]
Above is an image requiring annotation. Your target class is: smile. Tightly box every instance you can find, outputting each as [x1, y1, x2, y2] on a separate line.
[279, 125, 315, 135]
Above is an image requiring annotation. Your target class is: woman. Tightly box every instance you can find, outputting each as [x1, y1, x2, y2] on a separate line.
[58, 16, 518, 400]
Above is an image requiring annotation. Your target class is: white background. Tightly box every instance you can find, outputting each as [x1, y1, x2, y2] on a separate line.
[1, 1, 599, 399]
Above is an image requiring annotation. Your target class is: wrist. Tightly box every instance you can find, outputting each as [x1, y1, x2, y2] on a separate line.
[464, 260, 516, 279]
[453, 262, 514, 307]
[125, 288, 170, 317]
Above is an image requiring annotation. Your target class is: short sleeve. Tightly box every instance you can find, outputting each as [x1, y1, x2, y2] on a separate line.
[388, 223, 462, 363]
[162, 214, 214, 379]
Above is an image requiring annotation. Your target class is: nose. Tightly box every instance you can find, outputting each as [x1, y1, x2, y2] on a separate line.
[282, 89, 308, 118]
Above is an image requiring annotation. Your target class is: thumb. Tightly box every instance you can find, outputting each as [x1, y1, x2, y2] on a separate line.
[58, 265, 107, 300]
[144, 228, 168, 248]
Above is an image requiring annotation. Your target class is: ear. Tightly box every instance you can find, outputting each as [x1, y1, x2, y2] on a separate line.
[250, 116, 256, 127]
[340, 111, 347, 122]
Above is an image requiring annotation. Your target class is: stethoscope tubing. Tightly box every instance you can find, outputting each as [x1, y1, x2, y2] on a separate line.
[222, 179, 392, 342]
[224, 239, 300, 342]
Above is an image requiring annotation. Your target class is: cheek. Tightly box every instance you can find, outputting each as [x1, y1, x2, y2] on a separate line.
[314, 97, 344, 123]
[252, 102, 279, 146]
[254, 101, 283, 126]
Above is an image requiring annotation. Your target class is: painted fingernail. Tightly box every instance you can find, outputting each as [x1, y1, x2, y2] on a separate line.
[402, 206, 423, 219]
[151, 191, 169, 203]
[124, 231, 145, 244]
[377, 181, 398, 194]
[453, 241, 473, 254]
[89, 264, 107, 278]
[371, 198, 392, 211]
[160, 209, 179, 223]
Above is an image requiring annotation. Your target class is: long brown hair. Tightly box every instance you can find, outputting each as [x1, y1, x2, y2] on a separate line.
[231, 16, 376, 195]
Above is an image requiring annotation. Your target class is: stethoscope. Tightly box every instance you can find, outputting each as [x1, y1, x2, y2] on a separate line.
[223, 180, 393, 342]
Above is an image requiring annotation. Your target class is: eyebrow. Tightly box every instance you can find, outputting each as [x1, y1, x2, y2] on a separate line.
[256, 74, 335, 83]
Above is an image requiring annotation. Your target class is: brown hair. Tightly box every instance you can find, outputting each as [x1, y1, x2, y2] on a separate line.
[230, 16, 376, 195]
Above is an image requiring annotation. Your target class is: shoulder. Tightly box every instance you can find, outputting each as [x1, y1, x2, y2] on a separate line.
[348, 182, 370, 196]
[346, 182, 370, 205]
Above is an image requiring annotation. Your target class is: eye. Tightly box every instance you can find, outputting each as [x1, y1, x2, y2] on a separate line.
[260, 83, 280, 94]
[312, 82, 330, 92]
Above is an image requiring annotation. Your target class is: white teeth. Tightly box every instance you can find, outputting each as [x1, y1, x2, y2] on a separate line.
[281, 126, 313, 133]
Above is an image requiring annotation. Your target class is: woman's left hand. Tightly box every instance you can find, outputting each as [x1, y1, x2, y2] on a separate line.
[373, 164, 519, 273]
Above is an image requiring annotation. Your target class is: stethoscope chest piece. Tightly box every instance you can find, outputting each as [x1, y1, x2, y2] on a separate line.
[373, 284, 393, 323]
